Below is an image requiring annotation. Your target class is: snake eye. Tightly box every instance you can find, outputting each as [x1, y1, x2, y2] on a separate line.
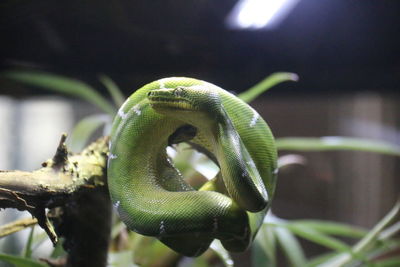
[173, 87, 185, 96]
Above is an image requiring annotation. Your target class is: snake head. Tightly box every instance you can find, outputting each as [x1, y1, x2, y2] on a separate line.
[148, 85, 223, 122]
[148, 86, 193, 109]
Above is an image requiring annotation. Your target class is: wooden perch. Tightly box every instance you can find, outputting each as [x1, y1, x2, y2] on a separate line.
[0, 134, 111, 267]
[0, 134, 108, 202]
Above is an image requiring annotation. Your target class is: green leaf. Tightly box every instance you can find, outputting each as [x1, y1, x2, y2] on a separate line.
[23, 226, 34, 258]
[319, 200, 400, 267]
[0, 253, 47, 267]
[238, 72, 298, 103]
[282, 223, 351, 252]
[252, 225, 276, 267]
[373, 257, 400, 267]
[379, 221, 400, 240]
[99, 74, 125, 107]
[68, 114, 111, 152]
[275, 226, 306, 267]
[305, 252, 340, 267]
[2, 70, 116, 115]
[50, 239, 67, 258]
[291, 220, 367, 239]
[277, 154, 307, 169]
[132, 234, 180, 267]
[366, 240, 400, 262]
[353, 200, 400, 253]
[209, 240, 234, 267]
[276, 136, 400, 156]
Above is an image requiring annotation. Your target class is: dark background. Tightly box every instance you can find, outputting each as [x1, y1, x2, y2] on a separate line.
[1, 0, 400, 96]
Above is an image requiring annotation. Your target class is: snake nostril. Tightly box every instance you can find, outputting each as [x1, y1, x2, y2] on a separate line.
[147, 91, 152, 96]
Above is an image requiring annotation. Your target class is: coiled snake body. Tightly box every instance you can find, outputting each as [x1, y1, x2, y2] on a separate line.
[107, 77, 277, 256]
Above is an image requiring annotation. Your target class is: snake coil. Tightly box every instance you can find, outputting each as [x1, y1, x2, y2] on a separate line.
[107, 77, 277, 256]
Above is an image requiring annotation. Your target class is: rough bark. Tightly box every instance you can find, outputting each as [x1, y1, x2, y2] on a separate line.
[0, 134, 111, 267]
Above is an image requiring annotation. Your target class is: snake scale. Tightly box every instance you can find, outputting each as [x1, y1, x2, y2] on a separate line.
[107, 77, 277, 256]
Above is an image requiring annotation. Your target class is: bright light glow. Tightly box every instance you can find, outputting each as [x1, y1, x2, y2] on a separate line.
[237, 0, 288, 28]
[227, 0, 299, 30]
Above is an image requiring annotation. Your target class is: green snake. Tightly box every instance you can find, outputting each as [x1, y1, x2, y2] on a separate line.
[107, 77, 277, 256]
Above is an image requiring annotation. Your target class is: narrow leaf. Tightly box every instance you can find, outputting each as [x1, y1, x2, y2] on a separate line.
[0, 253, 47, 267]
[283, 224, 351, 252]
[319, 200, 400, 267]
[238, 72, 298, 103]
[353, 200, 400, 253]
[252, 225, 276, 267]
[276, 136, 400, 156]
[252, 242, 273, 267]
[305, 252, 340, 267]
[50, 239, 66, 258]
[379, 221, 400, 241]
[291, 220, 367, 238]
[278, 154, 307, 169]
[68, 114, 111, 152]
[372, 257, 400, 267]
[23, 226, 34, 258]
[275, 226, 306, 267]
[2, 70, 116, 115]
[99, 74, 125, 107]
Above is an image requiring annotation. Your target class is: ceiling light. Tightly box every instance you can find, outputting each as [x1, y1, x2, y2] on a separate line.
[227, 0, 300, 30]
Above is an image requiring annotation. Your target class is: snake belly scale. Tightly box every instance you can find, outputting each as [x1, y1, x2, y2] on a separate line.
[107, 77, 277, 256]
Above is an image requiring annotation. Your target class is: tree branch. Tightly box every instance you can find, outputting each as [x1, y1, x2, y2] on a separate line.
[0, 134, 111, 267]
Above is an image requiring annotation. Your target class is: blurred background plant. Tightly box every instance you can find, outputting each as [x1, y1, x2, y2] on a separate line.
[0, 70, 398, 266]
